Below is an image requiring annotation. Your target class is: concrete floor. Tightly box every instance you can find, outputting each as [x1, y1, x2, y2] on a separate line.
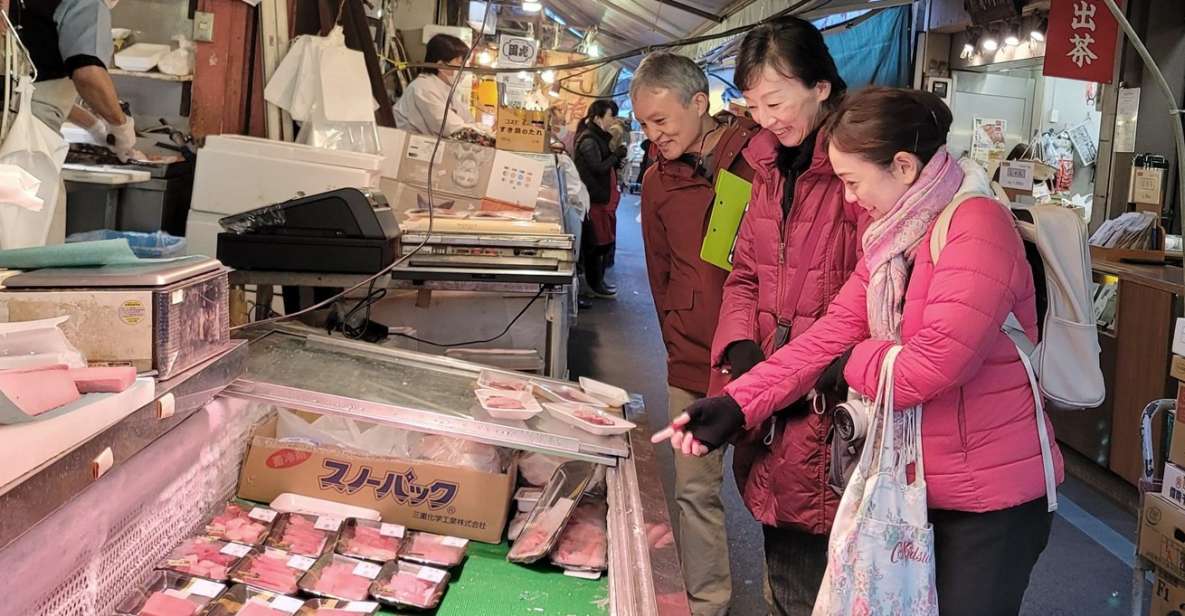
[568, 193, 1144, 616]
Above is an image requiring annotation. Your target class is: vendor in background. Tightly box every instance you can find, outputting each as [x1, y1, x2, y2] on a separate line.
[573, 100, 626, 299]
[393, 34, 490, 137]
[629, 51, 759, 616]
[698, 18, 865, 616]
[7, 0, 137, 158]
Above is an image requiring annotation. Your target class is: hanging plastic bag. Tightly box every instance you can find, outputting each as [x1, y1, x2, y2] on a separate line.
[0, 77, 68, 249]
[0, 164, 44, 211]
[265, 26, 379, 153]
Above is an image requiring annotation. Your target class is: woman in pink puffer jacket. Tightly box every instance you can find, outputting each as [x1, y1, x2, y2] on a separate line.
[653, 87, 1062, 616]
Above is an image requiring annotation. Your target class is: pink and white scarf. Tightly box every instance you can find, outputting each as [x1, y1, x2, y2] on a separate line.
[863, 147, 965, 341]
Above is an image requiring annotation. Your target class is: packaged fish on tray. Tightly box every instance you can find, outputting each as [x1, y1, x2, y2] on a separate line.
[206, 502, 277, 546]
[543, 402, 636, 436]
[265, 512, 339, 557]
[475, 369, 533, 392]
[474, 388, 543, 421]
[114, 570, 225, 616]
[298, 553, 383, 601]
[335, 518, 403, 562]
[228, 547, 315, 595]
[398, 531, 469, 568]
[198, 584, 305, 616]
[370, 561, 450, 610]
[295, 598, 381, 616]
[507, 461, 596, 564]
[550, 499, 608, 572]
[159, 536, 251, 582]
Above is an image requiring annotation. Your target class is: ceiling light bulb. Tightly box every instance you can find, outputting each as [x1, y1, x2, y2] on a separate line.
[477, 50, 493, 66]
[961, 42, 975, 59]
[522, 1, 542, 13]
[982, 36, 999, 52]
[1031, 17, 1048, 42]
[588, 43, 601, 58]
[541, 69, 556, 84]
[1004, 29, 1020, 47]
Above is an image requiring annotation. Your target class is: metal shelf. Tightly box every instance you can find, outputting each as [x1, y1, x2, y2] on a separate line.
[109, 68, 193, 82]
[0, 341, 248, 551]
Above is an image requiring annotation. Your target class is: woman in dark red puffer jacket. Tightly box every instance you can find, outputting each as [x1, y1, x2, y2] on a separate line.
[706, 18, 867, 616]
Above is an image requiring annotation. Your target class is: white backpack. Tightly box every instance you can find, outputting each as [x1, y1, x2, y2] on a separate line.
[929, 196, 1106, 410]
[929, 190, 1105, 512]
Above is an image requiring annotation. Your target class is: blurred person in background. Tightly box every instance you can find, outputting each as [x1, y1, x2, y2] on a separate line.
[573, 99, 626, 299]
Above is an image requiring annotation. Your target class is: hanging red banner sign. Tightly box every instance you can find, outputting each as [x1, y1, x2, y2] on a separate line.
[1042, 0, 1124, 84]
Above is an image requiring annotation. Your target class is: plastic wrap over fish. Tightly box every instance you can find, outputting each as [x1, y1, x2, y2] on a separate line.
[218, 203, 289, 235]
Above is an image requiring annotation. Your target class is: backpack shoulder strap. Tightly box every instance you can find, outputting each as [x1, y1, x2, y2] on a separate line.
[928, 193, 979, 265]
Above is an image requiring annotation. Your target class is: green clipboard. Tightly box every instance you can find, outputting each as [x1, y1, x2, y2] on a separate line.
[700, 169, 753, 271]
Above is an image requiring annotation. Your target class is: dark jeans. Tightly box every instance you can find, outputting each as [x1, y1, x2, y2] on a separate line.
[932, 497, 1053, 616]
[763, 525, 829, 616]
[580, 218, 611, 291]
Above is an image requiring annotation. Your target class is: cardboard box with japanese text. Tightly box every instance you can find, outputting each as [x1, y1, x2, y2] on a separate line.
[496, 106, 548, 153]
[1140, 493, 1185, 580]
[1154, 571, 1185, 616]
[237, 415, 515, 544]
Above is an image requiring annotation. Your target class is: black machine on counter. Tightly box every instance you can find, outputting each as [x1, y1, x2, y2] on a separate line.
[216, 188, 401, 274]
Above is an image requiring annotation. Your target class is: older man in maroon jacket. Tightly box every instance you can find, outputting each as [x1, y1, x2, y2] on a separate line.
[630, 52, 758, 616]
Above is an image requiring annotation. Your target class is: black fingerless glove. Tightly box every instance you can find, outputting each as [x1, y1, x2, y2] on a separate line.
[726, 340, 765, 379]
[684, 394, 746, 451]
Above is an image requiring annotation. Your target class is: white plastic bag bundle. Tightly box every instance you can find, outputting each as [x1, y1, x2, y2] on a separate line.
[264, 26, 379, 153]
[0, 164, 43, 211]
[412, 434, 506, 474]
[0, 77, 67, 249]
[157, 36, 196, 77]
[275, 409, 418, 457]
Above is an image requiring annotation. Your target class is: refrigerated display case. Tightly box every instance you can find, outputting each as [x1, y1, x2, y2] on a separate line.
[0, 327, 688, 615]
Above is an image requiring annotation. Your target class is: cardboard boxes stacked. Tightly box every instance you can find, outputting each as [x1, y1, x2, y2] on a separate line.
[1140, 327, 1185, 615]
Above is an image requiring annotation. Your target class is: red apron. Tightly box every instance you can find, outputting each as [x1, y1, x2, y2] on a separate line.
[587, 167, 619, 246]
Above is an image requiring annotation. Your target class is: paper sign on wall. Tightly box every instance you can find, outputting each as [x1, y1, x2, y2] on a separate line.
[486, 150, 545, 207]
[998, 161, 1035, 191]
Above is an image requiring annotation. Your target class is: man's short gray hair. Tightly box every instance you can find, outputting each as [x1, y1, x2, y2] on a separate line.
[629, 52, 709, 106]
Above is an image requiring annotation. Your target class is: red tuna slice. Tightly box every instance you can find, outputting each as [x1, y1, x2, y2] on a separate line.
[231, 550, 303, 594]
[269, 514, 332, 557]
[139, 592, 198, 616]
[374, 564, 447, 609]
[572, 408, 614, 426]
[339, 525, 399, 562]
[207, 503, 271, 545]
[551, 501, 608, 571]
[0, 364, 80, 416]
[485, 396, 526, 409]
[307, 561, 372, 600]
[236, 602, 288, 616]
[70, 366, 137, 393]
[161, 537, 240, 581]
[399, 532, 467, 568]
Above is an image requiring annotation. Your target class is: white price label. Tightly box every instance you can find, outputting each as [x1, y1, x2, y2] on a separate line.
[315, 516, 342, 531]
[186, 579, 225, 598]
[171, 289, 185, 305]
[353, 561, 383, 580]
[345, 602, 380, 613]
[248, 507, 278, 523]
[270, 595, 304, 613]
[441, 536, 468, 548]
[416, 566, 447, 583]
[287, 555, 316, 571]
[379, 523, 405, 538]
[220, 542, 253, 558]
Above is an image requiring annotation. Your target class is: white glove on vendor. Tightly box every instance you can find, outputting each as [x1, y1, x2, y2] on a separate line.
[109, 116, 139, 162]
[85, 118, 109, 146]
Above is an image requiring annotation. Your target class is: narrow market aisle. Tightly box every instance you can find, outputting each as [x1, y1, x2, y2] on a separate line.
[569, 194, 1146, 616]
[567, 193, 770, 614]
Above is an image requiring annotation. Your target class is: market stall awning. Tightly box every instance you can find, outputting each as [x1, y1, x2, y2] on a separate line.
[543, 0, 915, 60]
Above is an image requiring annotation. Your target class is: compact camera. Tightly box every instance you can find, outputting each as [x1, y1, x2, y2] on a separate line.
[833, 396, 872, 442]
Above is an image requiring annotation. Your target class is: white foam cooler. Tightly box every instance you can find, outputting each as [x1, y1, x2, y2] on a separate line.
[186, 135, 386, 258]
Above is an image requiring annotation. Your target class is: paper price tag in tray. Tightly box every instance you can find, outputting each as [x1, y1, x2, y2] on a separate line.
[417, 566, 447, 583]
[354, 561, 383, 580]
[288, 555, 316, 571]
[220, 542, 253, 558]
[315, 515, 342, 531]
[249, 507, 278, 523]
[379, 523, 405, 538]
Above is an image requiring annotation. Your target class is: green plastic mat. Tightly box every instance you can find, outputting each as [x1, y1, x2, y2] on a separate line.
[379, 540, 608, 615]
